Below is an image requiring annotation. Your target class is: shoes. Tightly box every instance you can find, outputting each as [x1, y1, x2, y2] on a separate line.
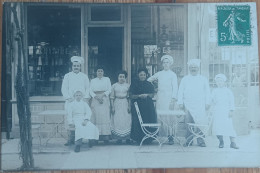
[230, 142, 239, 149]
[88, 141, 93, 148]
[169, 140, 174, 145]
[116, 140, 122, 145]
[219, 141, 224, 148]
[126, 139, 133, 145]
[132, 141, 139, 146]
[94, 140, 98, 145]
[64, 141, 74, 146]
[74, 145, 80, 152]
[183, 140, 193, 147]
[104, 140, 109, 145]
[64, 142, 70, 146]
[198, 142, 206, 147]
[168, 136, 174, 145]
[197, 138, 206, 147]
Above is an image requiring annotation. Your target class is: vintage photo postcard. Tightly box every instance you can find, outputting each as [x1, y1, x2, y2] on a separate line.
[1, 2, 259, 171]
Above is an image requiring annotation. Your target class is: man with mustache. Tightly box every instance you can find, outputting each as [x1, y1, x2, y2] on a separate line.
[61, 56, 90, 146]
[177, 58, 211, 147]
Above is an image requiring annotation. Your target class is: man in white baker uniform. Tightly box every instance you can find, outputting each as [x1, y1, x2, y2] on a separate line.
[177, 58, 211, 147]
[61, 56, 90, 146]
[147, 55, 178, 145]
[147, 55, 178, 110]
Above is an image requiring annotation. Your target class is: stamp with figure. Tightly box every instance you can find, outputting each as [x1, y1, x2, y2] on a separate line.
[217, 5, 251, 46]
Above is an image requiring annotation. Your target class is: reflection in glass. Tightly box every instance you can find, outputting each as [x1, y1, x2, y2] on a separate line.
[27, 6, 81, 96]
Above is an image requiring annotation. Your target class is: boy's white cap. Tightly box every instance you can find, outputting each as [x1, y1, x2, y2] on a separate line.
[161, 55, 174, 65]
[73, 89, 84, 95]
[187, 58, 200, 67]
[215, 73, 227, 82]
[71, 56, 84, 64]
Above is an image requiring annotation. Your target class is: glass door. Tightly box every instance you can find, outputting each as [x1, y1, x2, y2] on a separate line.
[88, 27, 123, 84]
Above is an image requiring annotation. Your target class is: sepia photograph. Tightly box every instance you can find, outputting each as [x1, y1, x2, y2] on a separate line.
[0, 2, 259, 171]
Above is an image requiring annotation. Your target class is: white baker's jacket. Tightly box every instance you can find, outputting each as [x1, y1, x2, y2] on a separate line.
[67, 100, 91, 125]
[147, 70, 178, 110]
[67, 100, 99, 140]
[177, 74, 211, 124]
[61, 72, 90, 100]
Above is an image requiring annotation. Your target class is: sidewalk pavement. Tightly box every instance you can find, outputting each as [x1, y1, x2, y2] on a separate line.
[1, 129, 260, 171]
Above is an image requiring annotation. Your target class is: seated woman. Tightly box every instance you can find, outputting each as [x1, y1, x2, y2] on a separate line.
[129, 68, 157, 145]
[89, 65, 112, 144]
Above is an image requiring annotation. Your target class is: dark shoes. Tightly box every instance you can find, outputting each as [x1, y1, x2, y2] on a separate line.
[116, 140, 122, 145]
[219, 141, 224, 148]
[168, 136, 174, 145]
[198, 142, 206, 147]
[197, 138, 206, 147]
[88, 140, 93, 148]
[64, 141, 74, 146]
[230, 142, 239, 149]
[64, 142, 70, 146]
[104, 140, 109, 145]
[126, 139, 133, 145]
[74, 145, 81, 152]
[183, 140, 193, 147]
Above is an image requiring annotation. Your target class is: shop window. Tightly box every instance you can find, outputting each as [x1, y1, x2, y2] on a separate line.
[27, 5, 81, 96]
[131, 5, 185, 83]
[90, 5, 121, 22]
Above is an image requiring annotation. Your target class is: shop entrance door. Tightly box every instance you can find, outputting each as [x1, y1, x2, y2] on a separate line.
[88, 27, 123, 84]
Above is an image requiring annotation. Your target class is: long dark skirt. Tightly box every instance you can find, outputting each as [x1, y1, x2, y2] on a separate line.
[130, 98, 157, 144]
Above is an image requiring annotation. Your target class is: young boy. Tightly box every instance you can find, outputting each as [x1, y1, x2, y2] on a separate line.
[68, 90, 99, 152]
[211, 74, 239, 149]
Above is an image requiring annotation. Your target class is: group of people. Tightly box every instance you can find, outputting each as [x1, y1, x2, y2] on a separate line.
[61, 55, 239, 153]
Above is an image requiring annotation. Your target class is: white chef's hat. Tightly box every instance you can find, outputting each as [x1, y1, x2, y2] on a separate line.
[71, 56, 84, 64]
[73, 89, 84, 96]
[161, 55, 174, 65]
[215, 73, 227, 82]
[187, 58, 200, 67]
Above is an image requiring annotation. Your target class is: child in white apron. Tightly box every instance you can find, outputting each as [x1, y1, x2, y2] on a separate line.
[211, 74, 239, 149]
[68, 90, 99, 152]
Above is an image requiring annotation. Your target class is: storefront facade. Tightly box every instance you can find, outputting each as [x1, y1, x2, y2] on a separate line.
[2, 3, 259, 138]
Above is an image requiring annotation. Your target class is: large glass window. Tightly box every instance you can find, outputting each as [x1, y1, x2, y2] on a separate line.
[27, 5, 81, 96]
[131, 5, 186, 84]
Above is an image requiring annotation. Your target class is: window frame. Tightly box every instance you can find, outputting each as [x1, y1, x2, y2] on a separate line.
[87, 4, 124, 25]
[23, 3, 83, 98]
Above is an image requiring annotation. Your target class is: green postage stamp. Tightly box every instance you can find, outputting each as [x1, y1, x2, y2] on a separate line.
[217, 5, 251, 46]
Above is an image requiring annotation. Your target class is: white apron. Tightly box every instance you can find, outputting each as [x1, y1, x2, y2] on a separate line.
[211, 88, 237, 137]
[68, 100, 99, 141]
[147, 70, 178, 111]
[74, 116, 99, 141]
[178, 75, 211, 126]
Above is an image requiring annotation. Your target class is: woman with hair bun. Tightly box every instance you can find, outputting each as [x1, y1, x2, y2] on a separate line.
[129, 68, 157, 144]
[89, 65, 112, 144]
[110, 70, 132, 144]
